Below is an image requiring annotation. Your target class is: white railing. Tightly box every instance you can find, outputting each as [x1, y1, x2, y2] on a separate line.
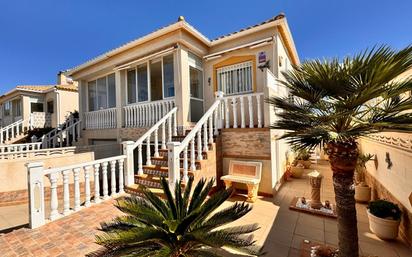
[124, 99, 175, 128]
[27, 155, 127, 228]
[0, 119, 25, 144]
[0, 146, 75, 160]
[84, 107, 118, 129]
[222, 92, 264, 129]
[123, 107, 178, 181]
[41, 120, 81, 148]
[0, 142, 42, 154]
[167, 92, 224, 191]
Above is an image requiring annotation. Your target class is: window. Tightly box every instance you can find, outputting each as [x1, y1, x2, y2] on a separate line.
[127, 69, 137, 104]
[127, 64, 149, 104]
[217, 61, 253, 95]
[31, 103, 44, 113]
[150, 60, 162, 101]
[3, 102, 10, 116]
[12, 99, 22, 116]
[163, 54, 174, 98]
[47, 101, 54, 113]
[88, 73, 116, 111]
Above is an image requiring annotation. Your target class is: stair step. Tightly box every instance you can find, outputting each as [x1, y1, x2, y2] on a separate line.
[140, 166, 197, 176]
[125, 184, 165, 198]
[158, 149, 208, 159]
[150, 157, 202, 169]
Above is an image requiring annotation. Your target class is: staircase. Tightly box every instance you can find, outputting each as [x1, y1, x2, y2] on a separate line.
[0, 119, 27, 144]
[126, 130, 218, 196]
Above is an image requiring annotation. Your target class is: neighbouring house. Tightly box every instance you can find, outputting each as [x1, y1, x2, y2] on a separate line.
[0, 73, 79, 143]
[64, 13, 299, 197]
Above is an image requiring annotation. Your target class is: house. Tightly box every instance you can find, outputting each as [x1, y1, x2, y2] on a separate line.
[64, 13, 299, 197]
[0, 73, 79, 143]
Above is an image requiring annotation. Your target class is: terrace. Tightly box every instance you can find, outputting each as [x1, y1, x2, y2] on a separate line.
[0, 161, 410, 257]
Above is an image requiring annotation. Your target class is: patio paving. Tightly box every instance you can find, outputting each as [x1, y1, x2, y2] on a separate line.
[0, 161, 411, 256]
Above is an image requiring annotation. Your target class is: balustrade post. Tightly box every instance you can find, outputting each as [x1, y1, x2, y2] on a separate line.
[146, 136, 152, 166]
[161, 123, 166, 149]
[26, 162, 45, 229]
[137, 144, 143, 176]
[73, 168, 81, 211]
[48, 172, 59, 221]
[197, 131, 203, 161]
[118, 159, 125, 194]
[154, 128, 159, 158]
[167, 142, 180, 194]
[62, 169, 71, 215]
[203, 124, 209, 152]
[182, 146, 189, 184]
[84, 166, 92, 207]
[173, 112, 177, 136]
[224, 98, 230, 128]
[190, 138, 196, 171]
[240, 96, 245, 128]
[110, 160, 117, 197]
[248, 95, 254, 128]
[102, 162, 109, 199]
[208, 116, 213, 144]
[167, 116, 172, 143]
[93, 164, 101, 203]
[122, 141, 135, 186]
[257, 95, 262, 128]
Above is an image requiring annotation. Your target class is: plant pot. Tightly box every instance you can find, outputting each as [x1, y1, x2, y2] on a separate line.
[367, 210, 400, 240]
[291, 166, 304, 178]
[298, 160, 312, 169]
[355, 184, 371, 203]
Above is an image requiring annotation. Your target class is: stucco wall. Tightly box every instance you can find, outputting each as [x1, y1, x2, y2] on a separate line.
[0, 151, 95, 192]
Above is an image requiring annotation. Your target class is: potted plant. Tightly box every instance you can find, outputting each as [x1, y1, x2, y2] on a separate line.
[367, 199, 402, 240]
[290, 163, 305, 178]
[293, 148, 312, 169]
[354, 153, 374, 202]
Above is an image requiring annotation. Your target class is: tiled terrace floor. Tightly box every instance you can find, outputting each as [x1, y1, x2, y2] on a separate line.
[0, 161, 411, 256]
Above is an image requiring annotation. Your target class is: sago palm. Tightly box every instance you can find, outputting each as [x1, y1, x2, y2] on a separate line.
[88, 177, 262, 257]
[268, 45, 412, 257]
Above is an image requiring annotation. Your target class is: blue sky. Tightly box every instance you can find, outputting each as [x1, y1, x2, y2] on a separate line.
[0, 0, 411, 94]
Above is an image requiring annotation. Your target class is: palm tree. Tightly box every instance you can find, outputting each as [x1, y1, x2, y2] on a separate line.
[88, 177, 262, 257]
[268, 45, 412, 257]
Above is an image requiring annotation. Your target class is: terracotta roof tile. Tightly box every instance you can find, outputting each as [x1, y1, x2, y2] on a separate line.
[16, 85, 54, 92]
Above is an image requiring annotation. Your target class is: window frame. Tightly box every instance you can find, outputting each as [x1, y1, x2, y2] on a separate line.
[87, 73, 116, 112]
[125, 53, 175, 105]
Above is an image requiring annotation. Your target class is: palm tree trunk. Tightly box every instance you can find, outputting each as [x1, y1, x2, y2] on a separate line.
[327, 141, 359, 257]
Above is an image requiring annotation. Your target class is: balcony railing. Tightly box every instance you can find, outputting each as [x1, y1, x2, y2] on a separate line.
[123, 99, 175, 128]
[84, 107, 118, 130]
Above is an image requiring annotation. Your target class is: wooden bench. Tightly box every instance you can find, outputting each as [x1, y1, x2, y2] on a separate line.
[221, 160, 262, 203]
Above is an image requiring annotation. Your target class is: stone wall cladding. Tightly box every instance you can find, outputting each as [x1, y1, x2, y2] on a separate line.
[365, 172, 412, 247]
[221, 128, 271, 158]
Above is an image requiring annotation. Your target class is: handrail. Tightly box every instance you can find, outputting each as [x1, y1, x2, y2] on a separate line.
[43, 154, 126, 175]
[133, 107, 178, 149]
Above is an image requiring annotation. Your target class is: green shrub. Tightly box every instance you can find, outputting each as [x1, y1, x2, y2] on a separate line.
[368, 200, 402, 220]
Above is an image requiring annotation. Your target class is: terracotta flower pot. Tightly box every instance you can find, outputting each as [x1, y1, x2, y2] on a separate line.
[298, 160, 312, 169]
[355, 184, 371, 203]
[291, 165, 304, 178]
[367, 210, 400, 240]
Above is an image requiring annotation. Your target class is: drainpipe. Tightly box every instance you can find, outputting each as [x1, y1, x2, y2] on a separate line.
[56, 89, 60, 127]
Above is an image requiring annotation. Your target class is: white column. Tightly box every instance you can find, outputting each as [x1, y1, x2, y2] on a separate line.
[240, 96, 245, 128]
[257, 95, 262, 128]
[197, 131, 202, 161]
[118, 159, 125, 194]
[224, 98, 230, 128]
[190, 138, 196, 171]
[62, 169, 71, 215]
[48, 172, 59, 220]
[203, 124, 208, 152]
[161, 123, 166, 149]
[146, 136, 152, 166]
[154, 129, 159, 158]
[232, 99, 238, 128]
[84, 166, 92, 207]
[102, 162, 109, 199]
[137, 144, 143, 175]
[26, 162, 45, 228]
[73, 168, 81, 211]
[93, 164, 101, 203]
[110, 160, 117, 197]
[122, 141, 135, 186]
[167, 142, 180, 193]
[248, 95, 254, 128]
[182, 146, 188, 184]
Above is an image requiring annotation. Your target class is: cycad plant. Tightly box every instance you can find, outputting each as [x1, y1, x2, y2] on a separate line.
[268, 45, 412, 257]
[88, 177, 262, 257]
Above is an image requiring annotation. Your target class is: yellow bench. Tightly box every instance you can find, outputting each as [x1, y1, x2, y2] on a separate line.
[221, 160, 262, 202]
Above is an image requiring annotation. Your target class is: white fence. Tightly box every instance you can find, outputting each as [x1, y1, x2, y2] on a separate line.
[222, 92, 264, 129]
[0, 142, 42, 153]
[27, 155, 127, 228]
[123, 99, 175, 128]
[0, 119, 25, 144]
[84, 108, 118, 129]
[0, 146, 75, 160]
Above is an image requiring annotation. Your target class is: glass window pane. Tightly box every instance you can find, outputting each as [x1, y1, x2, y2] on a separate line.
[107, 73, 116, 108]
[3, 102, 10, 116]
[97, 77, 107, 110]
[137, 64, 148, 102]
[127, 69, 136, 104]
[31, 103, 44, 113]
[163, 54, 174, 98]
[88, 81, 97, 111]
[190, 67, 203, 99]
[150, 60, 163, 101]
[216, 61, 253, 95]
[47, 101, 54, 114]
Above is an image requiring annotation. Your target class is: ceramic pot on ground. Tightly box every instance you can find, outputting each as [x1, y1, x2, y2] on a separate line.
[291, 164, 304, 178]
[355, 183, 371, 203]
[367, 210, 400, 240]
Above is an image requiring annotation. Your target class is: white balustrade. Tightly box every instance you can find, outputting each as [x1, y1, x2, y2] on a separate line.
[365, 132, 412, 153]
[122, 107, 178, 183]
[222, 93, 264, 129]
[0, 142, 42, 153]
[124, 99, 175, 128]
[0, 146, 76, 160]
[26, 155, 127, 228]
[84, 107, 117, 129]
[0, 119, 25, 144]
[40, 120, 81, 149]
